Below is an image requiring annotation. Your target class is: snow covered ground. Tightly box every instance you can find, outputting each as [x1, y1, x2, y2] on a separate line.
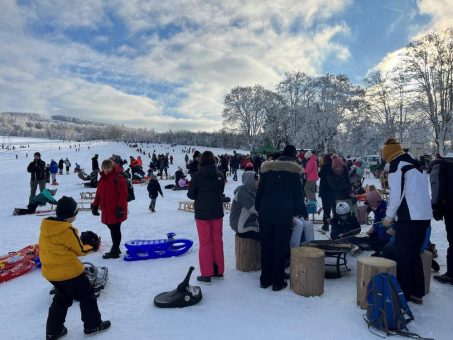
[0, 137, 450, 340]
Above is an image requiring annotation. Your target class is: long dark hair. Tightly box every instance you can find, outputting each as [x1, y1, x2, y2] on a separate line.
[199, 151, 215, 167]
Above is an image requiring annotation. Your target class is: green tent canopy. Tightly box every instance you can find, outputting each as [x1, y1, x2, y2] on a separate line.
[251, 144, 279, 155]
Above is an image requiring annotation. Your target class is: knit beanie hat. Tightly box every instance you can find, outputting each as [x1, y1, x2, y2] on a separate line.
[367, 190, 382, 205]
[282, 145, 297, 159]
[382, 138, 404, 163]
[34, 152, 41, 157]
[304, 150, 312, 159]
[331, 154, 344, 168]
[56, 196, 78, 220]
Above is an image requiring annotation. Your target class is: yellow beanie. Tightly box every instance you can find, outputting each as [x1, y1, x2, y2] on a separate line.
[382, 138, 404, 162]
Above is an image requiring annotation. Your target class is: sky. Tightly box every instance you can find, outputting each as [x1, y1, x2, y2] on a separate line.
[0, 0, 451, 132]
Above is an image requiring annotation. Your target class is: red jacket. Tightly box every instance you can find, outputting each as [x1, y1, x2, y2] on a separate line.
[305, 155, 319, 181]
[93, 165, 128, 225]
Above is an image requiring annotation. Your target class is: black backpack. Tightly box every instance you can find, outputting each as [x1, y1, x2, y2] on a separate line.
[115, 173, 135, 202]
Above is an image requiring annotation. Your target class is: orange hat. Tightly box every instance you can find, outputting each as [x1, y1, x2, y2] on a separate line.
[382, 138, 404, 163]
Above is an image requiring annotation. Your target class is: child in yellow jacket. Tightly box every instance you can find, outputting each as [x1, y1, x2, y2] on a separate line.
[39, 196, 110, 339]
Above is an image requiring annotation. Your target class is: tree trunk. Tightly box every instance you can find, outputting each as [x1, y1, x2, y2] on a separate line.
[357, 257, 397, 309]
[290, 246, 325, 297]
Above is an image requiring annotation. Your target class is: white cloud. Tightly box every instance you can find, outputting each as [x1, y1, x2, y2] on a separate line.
[0, 0, 353, 131]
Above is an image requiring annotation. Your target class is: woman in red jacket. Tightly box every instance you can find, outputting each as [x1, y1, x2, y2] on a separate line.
[91, 159, 128, 259]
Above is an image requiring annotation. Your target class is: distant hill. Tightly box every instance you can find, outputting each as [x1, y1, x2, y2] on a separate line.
[0, 112, 244, 148]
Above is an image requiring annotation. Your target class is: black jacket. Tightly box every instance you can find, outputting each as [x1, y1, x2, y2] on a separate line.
[326, 167, 351, 201]
[27, 159, 46, 181]
[330, 214, 361, 240]
[318, 160, 334, 198]
[255, 158, 307, 226]
[92, 157, 99, 171]
[430, 158, 453, 212]
[187, 164, 225, 220]
[186, 160, 199, 176]
[58, 159, 64, 169]
[147, 179, 163, 199]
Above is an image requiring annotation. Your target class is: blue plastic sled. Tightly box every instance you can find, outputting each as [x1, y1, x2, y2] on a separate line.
[124, 233, 193, 261]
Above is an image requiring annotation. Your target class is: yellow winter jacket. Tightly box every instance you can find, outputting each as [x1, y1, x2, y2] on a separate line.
[39, 218, 93, 281]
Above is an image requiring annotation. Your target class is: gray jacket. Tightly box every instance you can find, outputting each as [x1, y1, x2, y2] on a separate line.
[229, 171, 259, 234]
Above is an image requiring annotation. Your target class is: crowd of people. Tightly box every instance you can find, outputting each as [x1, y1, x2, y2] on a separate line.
[19, 139, 452, 339]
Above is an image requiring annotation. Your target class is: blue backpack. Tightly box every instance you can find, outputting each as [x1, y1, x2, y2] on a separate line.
[365, 273, 432, 339]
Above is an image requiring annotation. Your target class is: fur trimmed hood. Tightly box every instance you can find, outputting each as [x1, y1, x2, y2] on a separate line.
[260, 160, 302, 174]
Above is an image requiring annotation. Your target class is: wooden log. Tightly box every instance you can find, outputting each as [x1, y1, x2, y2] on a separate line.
[290, 246, 325, 297]
[357, 257, 397, 309]
[421, 250, 432, 295]
[235, 235, 260, 272]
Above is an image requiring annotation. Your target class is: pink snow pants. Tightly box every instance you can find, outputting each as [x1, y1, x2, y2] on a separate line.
[195, 218, 225, 276]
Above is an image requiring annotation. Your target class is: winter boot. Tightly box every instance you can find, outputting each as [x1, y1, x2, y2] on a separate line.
[433, 273, 453, 285]
[212, 264, 224, 279]
[322, 223, 329, 232]
[432, 259, 440, 272]
[46, 326, 67, 340]
[272, 281, 288, 291]
[196, 276, 212, 285]
[102, 249, 120, 259]
[84, 320, 111, 336]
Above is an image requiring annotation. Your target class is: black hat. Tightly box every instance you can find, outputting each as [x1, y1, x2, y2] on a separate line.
[56, 196, 79, 220]
[282, 145, 297, 159]
[34, 152, 41, 157]
[193, 151, 201, 159]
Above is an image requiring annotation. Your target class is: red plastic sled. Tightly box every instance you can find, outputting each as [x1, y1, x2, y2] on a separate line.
[0, 244, 39, 271]
[0, 260, 36, 283]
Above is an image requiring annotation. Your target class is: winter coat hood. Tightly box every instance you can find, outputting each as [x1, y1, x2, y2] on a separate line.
[260, 159, 302, 174]
[241, 171, 257, 193]
[198, 164, 220, 178]
[40, 218, 72, 237]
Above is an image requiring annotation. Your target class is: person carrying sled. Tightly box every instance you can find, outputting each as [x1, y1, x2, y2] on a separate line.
[27, 151, 46, 202]
[255, 145, 307, 291]
[91, 159, 128, 259]
[39, 196, 110, 339]
[187, 151, 225, 284]
[381, 138, 432, 303]
[147, 174, 163, 212]
[430, 154, 453, 285]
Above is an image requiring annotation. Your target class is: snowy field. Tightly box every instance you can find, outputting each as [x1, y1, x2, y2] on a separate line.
[0, 137, 450, 340]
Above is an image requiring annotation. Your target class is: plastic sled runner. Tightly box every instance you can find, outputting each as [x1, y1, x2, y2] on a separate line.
[154, 266, 202, 308]
[124, 233, 193, 261]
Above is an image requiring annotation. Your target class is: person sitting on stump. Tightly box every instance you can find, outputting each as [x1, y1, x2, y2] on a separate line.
[39, 196, 110, 339]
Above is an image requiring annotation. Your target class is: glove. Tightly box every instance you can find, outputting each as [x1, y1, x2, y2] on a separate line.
[383, 217, 393, 227]
[115, 207, 125, 218]
[432, 209, 443, 221]
[80, 231, 101, 251]
[91, 204, 100, 216]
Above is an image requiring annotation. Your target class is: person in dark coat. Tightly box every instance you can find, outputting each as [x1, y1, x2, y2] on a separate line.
[92, 154, 99, 181]
[187, 151, 225, 284]
[186, 151, 201, 178]
[230, 152, 240, 181]
[147, 174, 163, 212]
[91, 159, 128, 259]
[255, 145, 307, 291]
[27, 152, 46, 202]
[318, 153, 335, 231]
[58, 159, 64, 175]
[430, 156, 453, 284]
[327, 154, 354, 213]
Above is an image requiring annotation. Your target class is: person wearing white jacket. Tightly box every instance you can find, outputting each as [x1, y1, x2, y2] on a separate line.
[382, 138, 432, 304]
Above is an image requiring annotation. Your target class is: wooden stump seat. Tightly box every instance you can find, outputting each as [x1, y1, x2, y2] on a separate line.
[290, 246, 325, 297]
[235, 235, 260, 272]
[357, 257, 396, 309]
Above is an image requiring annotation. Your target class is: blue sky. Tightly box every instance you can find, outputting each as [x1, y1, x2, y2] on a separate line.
[0, 0, 450, 131]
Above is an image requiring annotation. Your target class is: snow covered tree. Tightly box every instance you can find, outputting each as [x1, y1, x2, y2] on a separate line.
[402, 28, 453, 155]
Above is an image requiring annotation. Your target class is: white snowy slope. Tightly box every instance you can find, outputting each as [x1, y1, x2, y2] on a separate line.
[0, 137, 450, 340]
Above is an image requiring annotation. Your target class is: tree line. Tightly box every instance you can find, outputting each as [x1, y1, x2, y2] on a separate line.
[222, 28, 453, 156]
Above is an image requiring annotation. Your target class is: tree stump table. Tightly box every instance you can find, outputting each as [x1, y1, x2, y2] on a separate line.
[357, 257, 397, 309]
[235, 235, 260, 272]
[421, 250, 432, 295]
[290, 246, 325, 297]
